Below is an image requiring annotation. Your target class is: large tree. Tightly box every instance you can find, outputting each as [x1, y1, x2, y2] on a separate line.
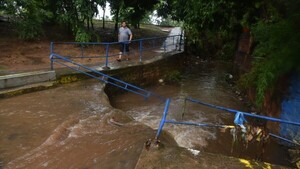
[0, 0, 105, 41]
[108, 0, 123, 32]
[123, 0, 159, 28]
[155, 0, 300, 107]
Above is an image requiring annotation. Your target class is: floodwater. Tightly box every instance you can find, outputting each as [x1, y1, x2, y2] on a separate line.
[0, 80, 155, 168]
[0, 60, 291, 168]
[111, 60, 291, 167]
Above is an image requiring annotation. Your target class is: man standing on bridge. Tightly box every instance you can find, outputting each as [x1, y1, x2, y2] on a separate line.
[116, 21, 133, 62]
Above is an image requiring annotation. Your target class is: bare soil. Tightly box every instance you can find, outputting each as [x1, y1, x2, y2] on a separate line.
[0, 21, 171, 74]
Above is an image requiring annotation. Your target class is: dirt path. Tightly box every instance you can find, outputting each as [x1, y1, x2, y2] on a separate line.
[0, 22, 171, 75]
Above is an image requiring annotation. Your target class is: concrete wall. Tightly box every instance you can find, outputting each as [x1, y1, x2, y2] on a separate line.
[103, 52, 186, 96]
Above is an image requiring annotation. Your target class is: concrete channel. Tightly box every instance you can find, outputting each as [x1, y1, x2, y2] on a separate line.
[0, 51, 291, 168]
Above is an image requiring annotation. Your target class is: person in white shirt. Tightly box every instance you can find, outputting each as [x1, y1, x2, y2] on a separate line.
[116, 21, 133, 61]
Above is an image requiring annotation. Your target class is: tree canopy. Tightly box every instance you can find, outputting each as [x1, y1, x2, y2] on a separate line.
[1, 0, 299, 107]
[0, 0, 159, 41]
[156, 0, 300, 107]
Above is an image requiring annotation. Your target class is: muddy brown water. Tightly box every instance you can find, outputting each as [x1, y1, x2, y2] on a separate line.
[0, 61, 291, 168]
[110, 60, 291, 167]
[0, 80, 155, 168]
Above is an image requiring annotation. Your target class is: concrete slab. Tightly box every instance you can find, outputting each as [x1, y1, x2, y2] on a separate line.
[134, 144, 291, 169]
[0, 70, 56, 89]
[0, 81, 56, 98]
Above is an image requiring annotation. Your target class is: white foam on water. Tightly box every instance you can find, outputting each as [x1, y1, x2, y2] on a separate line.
[127, 106, 163, 129]
[187, 148, 200, 156]
[170, 124, 216, 148]
[126, 104, 218, 149]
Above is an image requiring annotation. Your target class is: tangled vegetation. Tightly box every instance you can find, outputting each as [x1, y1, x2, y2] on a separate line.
[1, 0, 299, 107]
[159, 0, 300, 107]
[239, 1, 300, 106]
[0, 0, 159, 41]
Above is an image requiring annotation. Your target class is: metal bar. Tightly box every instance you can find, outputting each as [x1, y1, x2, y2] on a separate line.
[155, 99, 171, 140]
[50, 42, 54, 54]
[185, 97, 300, 126]
[52, 35, 180, 46]
[53, 59, 150, 98]
[165, 120, 230, 128]
[80, 44, 84, 58]
[179, 32, 183, 51]
[51, 34, 184, 65]
[50, 53, 54, 70]
[173, 36, 175, 45]
[51, 54, 165, 101]
[50, 42, 54, 70]
[105, 44, 109, 68]
[269, 133, 300, 146]
[139, 40, 143, 62]
[64, 55, 107, 59]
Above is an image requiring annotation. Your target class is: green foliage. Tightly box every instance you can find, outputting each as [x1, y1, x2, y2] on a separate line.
[239, 19, 300, 106]
[122, 0, 159, 28]
[17, 18, 43, 40]
[217, 41, 235, 61]
[2, 0, 48, 40]
[159, 15, 182, 27]
[1, 0, 104, 40]
[74, 27, 91, 42]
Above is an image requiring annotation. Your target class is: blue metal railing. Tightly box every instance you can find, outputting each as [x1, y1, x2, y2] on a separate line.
[50, 37, 299, 146]
[50, 35, 183, 70]
[50, 53, 166, 101]
[155, 97, 300, 146]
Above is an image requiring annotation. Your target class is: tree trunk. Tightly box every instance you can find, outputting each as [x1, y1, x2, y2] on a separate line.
[102, 6, 105, 29]
[114, 6, 120, 33]
[87, 17, 90, 30]
[91, 18, 94, 30]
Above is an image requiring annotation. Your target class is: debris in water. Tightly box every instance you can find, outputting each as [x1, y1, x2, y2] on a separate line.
[108, 117, 124, 127]
[145, 139, 152, 151]
[154, 139, 161, 147]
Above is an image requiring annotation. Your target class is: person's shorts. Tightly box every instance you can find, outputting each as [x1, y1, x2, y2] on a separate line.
[120, 42, 129, 53]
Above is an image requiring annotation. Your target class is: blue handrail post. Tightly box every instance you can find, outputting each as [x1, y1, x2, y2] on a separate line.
[139, 40, 143, 62]
[179, 31, 183, 51]
[50, 42, 54, 70]
[163, 42, 166, 52]
[50, 42, 54, 54]
[155, 98, 171, 142]
[173, 36, 175, 46]
[50, 54, 54, 70]
[80, 44, 84, 58]
[102, 44, 110, 70]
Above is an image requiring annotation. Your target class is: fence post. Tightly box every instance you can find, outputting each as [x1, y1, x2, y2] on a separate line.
[139, 40, 143, 62]
[50, 54, 54, 70]
[80, 44, 84, 58]
[179, 30, 183, 51]
[102, 44, 110, 70]
[155, 98, 170, 142]
[50, 42, 54, 70]
[173, 36, 175, 46]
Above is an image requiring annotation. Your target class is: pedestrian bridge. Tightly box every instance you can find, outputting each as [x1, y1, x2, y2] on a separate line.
[49, 29, 300, 149]
[50, 27, 183, 71]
